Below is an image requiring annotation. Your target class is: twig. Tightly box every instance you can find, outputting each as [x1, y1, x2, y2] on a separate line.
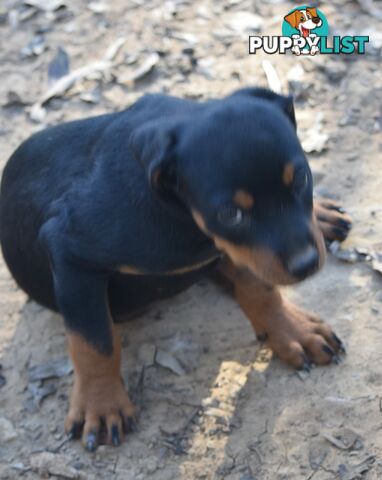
[262, 60, 282, 94]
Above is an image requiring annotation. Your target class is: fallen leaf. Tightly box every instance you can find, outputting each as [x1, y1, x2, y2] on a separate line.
[79, 86, 102, 104]
[28, 382, 57, 408]
[29, 39, 130, 121]
[24, 0, 66, 12]
[28, 358, 72, 381]
[118, 52, 159, 86]
[155, 348, 186, 376]
[338, 455, 375, 480]
[323, 429, 363, 451]
[48, 47, 70, 86]
[329, 243, 382, 276]
[330, 245, 359, 264]
[309, 441, 329, 470]
[29, 60, 113, 121]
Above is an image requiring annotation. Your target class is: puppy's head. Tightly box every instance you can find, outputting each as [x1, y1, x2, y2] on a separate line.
[284, 8, 322, 36]
[130, 88, 325, 286]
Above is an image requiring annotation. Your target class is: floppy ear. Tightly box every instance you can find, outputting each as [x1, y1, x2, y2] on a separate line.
[275, 94, 297, 129]
[284, 11, 299, 28]
[232, 88, 297, 129]
[129, 122, 178, 194]
[306, 7, 318, 17]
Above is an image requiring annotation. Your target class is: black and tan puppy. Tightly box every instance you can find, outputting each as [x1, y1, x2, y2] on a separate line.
[0, 88, 351, 450]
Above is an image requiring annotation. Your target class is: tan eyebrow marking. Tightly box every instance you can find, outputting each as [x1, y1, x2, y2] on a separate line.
[118, 265, 143, 274]
[282, 163, 295, 186]
[233, 189, 254, 210]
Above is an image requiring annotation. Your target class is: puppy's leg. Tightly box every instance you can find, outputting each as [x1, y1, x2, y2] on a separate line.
[218, 258, 345, 369]
[314, 198, 352, 242]
[53, 266, 135, 451]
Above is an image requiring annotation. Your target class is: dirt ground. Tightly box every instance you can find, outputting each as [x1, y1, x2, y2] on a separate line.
[0, 0, 382, 479]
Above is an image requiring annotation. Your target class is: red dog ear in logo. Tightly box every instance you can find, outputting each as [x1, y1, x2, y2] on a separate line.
[284, 10, 301, 29]
[306, 7, 318, 18]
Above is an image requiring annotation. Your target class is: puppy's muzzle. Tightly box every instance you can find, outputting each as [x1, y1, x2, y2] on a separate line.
[286, 244, 319, 280]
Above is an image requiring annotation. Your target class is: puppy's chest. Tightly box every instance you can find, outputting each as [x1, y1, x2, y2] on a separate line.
[118, 251, 221, 276]
[66, 185, 218, 274]
[115, 223, 219, 275]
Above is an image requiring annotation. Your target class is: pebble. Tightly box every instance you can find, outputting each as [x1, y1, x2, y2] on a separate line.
[30, 452, 86, 479]
[0, 417, 17, 442]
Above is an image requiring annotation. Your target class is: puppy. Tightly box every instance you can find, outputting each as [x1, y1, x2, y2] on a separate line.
[0, 88, 351, 450]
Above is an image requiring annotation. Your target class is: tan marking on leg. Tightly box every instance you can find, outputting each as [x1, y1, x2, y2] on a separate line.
[218, 258, 343, 368]
[282, 163, 295, 186]
[233, 189, 254, 210]
[65, 326, 135, 449]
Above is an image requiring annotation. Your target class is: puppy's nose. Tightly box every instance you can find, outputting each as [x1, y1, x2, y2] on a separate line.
[312, 17, 321, 24]
[286, 245, 319, 279]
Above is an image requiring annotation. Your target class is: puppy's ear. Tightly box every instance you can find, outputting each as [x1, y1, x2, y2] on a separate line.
[284, 11, 299, 28]
[129, 122, 178, 194]
[233, 88, 297, 129]
[306, 7, 318, 17]
[275, 94, 297, 129]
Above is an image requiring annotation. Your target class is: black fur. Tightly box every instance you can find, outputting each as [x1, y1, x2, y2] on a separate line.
[0, 88, 314, 354]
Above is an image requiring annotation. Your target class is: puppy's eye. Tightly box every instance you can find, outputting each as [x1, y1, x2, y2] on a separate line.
[217, 206, 244, 227]
[300, 16, 304, 21]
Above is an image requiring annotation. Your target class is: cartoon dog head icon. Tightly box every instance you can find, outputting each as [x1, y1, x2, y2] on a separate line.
[284, 7, 322, 37]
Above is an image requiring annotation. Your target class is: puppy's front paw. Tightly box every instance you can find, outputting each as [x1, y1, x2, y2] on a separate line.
[257, 299, 345, 370]
[314, 197, 352, 242]
[291, 46, 301, 56]
[310, 46, 319, 55]
[65, 377, 136, 451]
